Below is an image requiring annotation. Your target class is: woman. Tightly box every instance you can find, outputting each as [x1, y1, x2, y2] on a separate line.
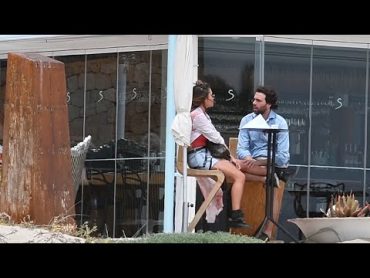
[187, 80, 248, 228]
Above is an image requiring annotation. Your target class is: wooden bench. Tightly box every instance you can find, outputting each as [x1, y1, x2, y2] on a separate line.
[228, 137, 285, 239]
[176, 145, 225, 232]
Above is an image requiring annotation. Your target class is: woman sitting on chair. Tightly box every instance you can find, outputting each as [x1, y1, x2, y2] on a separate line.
[187, 80, 248, 228]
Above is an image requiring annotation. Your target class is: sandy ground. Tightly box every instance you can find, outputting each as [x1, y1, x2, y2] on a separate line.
[0, 224, 85, 243]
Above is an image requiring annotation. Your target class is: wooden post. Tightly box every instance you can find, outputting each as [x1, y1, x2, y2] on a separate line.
[0, 52, 74, 225]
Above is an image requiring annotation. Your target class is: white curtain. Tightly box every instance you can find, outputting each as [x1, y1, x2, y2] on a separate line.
[171, 35, 195, 232]
[171, 35, 194, 147]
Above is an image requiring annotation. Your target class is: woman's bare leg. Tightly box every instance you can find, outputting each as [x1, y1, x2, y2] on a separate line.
[212, 160, 245, 210]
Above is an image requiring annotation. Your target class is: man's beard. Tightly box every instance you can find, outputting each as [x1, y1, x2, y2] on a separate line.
[253, 108, 263, 115]
[253, 106, 266, 115]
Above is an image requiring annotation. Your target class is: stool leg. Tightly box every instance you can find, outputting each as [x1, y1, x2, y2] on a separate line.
[187, 176, 224, 232]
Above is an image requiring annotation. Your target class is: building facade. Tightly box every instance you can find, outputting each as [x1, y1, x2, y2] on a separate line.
[1, 35, 370, 240]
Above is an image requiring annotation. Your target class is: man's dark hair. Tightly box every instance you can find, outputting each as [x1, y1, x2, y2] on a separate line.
[256, 85, 278, 110]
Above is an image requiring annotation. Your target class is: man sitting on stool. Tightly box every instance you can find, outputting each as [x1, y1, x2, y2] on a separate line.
[237, 85, 290, 241]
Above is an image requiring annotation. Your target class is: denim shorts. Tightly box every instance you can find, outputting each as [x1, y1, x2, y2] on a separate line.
[187, 148, 219, 170]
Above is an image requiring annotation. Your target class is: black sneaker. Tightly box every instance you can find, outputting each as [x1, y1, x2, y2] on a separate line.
[256, 232, 270, 242]
[265, 173, 280, 188]
[275, 167, 290, 183]
[229, 210, 250, 228]
[229, 218, 250, 228]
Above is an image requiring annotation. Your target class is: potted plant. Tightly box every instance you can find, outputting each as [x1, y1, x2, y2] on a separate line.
[288, 193, 370, 243]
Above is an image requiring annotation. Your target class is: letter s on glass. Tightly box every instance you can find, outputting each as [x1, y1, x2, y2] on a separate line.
[97, 90, 104, 103]
[226, 89, 235, 101]
[335, 97, 343, 110]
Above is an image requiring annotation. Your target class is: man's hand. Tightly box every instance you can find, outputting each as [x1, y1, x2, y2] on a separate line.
[239, 159, 258, 172]
[230, 156, 241, 170]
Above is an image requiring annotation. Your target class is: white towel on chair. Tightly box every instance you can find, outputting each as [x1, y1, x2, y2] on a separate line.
[196, 177, 224, 223]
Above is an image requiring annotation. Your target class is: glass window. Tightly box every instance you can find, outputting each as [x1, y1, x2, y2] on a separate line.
[256, 39, 369, 242]
[55, 55, 86, 146]
[85, 53, 117, 147]
[198, 37, 256, 143]
[312, 46, 367, 168]
[56, 51, 167, 238]
[114, 50, 167, 236]
[264, 42, 311, 165]
[366, 53, 370, 169]
[147, 50, 167, 234]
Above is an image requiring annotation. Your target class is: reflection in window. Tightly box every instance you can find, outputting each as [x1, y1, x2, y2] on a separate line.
[198, 37, 256, 143]
[264, 42, 311, 165]
[55, 55, 86, 146]
[312, 46, 366, 168]
[85, 53, 117, 148]
[55, 49, 167, 238]
[258, 40, 369, 242]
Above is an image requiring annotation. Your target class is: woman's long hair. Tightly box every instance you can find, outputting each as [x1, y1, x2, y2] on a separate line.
[191, 80, 211, 111]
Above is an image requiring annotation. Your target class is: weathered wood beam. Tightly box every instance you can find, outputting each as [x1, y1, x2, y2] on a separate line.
[0, 52, 74, 225]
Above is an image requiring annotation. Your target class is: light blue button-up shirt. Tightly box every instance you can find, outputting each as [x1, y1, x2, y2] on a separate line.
[237, 111, 290, 167]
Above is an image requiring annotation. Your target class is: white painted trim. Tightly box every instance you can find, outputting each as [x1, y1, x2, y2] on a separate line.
[0, 35, 168, 59]
[0, 35, 63, 41]
[198, 35, 260, 38]
[263, 35, 370, 49]
[197, 35, 370, 49]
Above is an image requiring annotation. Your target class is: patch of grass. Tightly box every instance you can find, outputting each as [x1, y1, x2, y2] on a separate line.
[20, 215, 35, 228]
[0, 212, 264, 244]
[74, 221, 98, 241]
[48, 216, 98, 242]
[126, 231, 265, 243]
[0, 212, 12, 225]
[49, 215, 78, 235]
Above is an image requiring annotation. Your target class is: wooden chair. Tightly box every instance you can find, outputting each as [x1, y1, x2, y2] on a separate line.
[229, 137, 285, 239]
[176, 145, 225, 232]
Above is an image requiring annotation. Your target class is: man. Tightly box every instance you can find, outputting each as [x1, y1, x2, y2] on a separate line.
[236, 85, 290, 241]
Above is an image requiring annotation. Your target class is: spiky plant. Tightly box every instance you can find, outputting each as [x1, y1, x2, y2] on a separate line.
[325, 193, 370, 217]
